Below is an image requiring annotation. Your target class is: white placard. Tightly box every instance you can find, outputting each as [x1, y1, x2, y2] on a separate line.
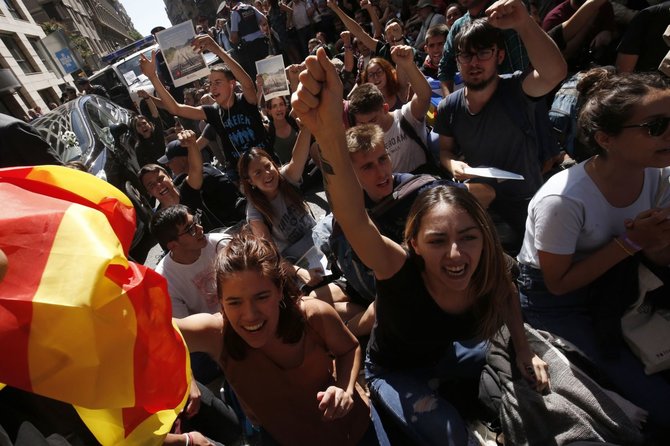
[155, 21, 210, 88]
[255, 55, 290, 101]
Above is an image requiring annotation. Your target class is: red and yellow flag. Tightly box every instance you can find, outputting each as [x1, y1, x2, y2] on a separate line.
[0, 165, 189, 445]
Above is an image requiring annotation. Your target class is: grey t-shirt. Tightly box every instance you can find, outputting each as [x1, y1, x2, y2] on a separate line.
[434, 72, 543, 199]
[246, 167, 315, 259]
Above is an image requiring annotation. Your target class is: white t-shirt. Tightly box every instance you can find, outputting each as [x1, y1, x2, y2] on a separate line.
[518, 161, 670, 269]
[290, 0, 312, 29]
[385, 102, 428, 173]
[155, 233, 230, 318]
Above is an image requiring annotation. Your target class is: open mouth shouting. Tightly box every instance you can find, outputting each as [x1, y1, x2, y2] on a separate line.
[444, 264, 467, 277]
[243, 321, 265, 333]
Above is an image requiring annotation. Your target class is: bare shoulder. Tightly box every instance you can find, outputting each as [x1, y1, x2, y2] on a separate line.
[175, 312, 224, 357]
[300, 297, 337, 320]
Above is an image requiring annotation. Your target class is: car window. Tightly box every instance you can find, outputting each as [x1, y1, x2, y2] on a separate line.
[90, 69, 120, 92]
[117, 48, 153, 87]
[84, 98, 119, 145]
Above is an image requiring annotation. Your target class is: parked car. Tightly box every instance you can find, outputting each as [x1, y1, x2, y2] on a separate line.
[31, 95, 155, 261]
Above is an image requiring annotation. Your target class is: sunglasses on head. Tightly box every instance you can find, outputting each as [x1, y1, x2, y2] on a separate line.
[621, 116, 670, 137]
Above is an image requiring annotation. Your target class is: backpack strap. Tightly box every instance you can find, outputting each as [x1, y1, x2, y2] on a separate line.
[369, 174, 436, 218]
[398, 115, 431, 162]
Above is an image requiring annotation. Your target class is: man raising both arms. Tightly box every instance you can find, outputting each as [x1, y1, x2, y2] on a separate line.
[139, 34, 270, 182]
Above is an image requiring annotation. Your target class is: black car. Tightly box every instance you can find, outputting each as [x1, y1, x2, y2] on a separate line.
[31, 95, 154, 261]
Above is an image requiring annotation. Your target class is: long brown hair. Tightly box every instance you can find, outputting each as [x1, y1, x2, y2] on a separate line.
[215, 226, 304, 360]
[404, 185, 510, 340]
[237, 148, 309, 226]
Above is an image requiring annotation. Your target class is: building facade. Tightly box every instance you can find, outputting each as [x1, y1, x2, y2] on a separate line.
[165, 0, 221, 29]
[0, 0, 72, 117]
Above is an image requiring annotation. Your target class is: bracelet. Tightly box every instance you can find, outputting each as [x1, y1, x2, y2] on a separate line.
[187, 433, 193, 445]
[613, 237, 636, 257]
[184, 433, 190, 446]
[620, 234, 642, 252]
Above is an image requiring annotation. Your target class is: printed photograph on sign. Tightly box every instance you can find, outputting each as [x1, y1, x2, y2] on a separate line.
[255, 55, 289, 101]
[155, 21, 209, 88]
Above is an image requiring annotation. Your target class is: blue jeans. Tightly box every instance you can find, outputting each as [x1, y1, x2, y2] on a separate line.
[365, 340, 487, 446]
[518, 264, 670, 429]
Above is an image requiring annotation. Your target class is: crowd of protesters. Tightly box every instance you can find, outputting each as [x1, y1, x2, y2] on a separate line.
[3, 0, 669, 445]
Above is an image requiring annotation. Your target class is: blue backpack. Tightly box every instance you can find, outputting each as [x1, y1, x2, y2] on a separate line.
[548, 72, 581, 159]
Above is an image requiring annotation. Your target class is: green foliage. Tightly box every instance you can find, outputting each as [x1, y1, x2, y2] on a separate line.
[40, 20, 92, 59]
[128, 29, 143, 40]
[41, 20, 64, 34]
[70, 33, 93, 58]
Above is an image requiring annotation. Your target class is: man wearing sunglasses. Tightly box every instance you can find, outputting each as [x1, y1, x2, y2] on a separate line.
[151, 204, 232, 386]
[434, 0, 567, 254]
[152, 205, 230, 319]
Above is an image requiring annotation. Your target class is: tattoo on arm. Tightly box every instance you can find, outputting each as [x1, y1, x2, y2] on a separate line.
[318, 145, 335, 177]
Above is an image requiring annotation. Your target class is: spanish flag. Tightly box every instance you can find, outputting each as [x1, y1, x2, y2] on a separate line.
[0, 165, 189, 444]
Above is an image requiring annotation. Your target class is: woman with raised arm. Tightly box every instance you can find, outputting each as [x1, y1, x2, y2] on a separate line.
[132, 89, 167, 169]
[517, 68, 670, 431]
[292, 46, 548, 446]
[237, 122, 313, 264]
[175, 228, 384, 445]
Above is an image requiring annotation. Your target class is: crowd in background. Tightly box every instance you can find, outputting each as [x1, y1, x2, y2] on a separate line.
[1, 0, 669, 445]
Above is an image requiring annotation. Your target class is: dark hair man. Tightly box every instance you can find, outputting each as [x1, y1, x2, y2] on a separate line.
[434, 3, 567, 253]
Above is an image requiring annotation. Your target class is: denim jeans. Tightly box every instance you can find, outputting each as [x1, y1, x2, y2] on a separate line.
[518, 264, 670, 429]
[365, 340, 487, 446]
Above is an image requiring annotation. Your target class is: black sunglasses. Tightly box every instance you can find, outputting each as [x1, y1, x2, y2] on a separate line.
[178, 211, 202, 237]
[621, 116, 670, 137]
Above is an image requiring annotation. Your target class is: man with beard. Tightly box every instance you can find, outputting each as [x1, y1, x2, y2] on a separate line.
[437, 0, 529, 96]
[434, 1, 566, 252]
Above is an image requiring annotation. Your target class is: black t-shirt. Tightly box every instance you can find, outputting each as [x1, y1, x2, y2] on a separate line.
[368, 256, 477, 369]
[617, 2, 670, 72]
[135, 116, 165, 169]
[363, 173, 414, 243]
[202, 94, 269, 168]
[176, 164, 245, 231]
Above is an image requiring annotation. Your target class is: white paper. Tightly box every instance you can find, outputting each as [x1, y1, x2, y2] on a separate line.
[122, 71, 137, 85]
[155, 21, 210, 88]
[255, 55, 290, 101]
[294, 244, 331, 275]
[463, 167, 524, 180]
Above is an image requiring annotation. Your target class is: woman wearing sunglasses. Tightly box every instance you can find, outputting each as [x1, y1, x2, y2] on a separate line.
[517, 68, 670, 432]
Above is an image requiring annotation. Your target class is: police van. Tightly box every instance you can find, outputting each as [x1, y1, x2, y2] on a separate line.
[90, 36, 219, 111]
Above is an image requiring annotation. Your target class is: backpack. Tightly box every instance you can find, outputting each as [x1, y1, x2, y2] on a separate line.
[313, 174, 444, 302]
[548, 71, 594, 161]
